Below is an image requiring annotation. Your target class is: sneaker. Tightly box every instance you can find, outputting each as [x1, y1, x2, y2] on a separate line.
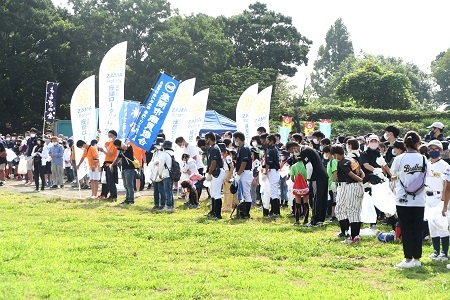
[151, 205, 160, 211]
[50, 185, 58, 189]
[447, 264, 450, 270]
[435, 253, 449, 261]
[90, 195, 97, 199]
[396, 260, 415, 268]
[423, 235, 430, 241]
[47, 181, 52, 187]
[293, 221, 300, 226]
[119, 201, 133, 205]
[161, 206, 173, 212]
[342, 237, 354, 244]
[429, 251, 439, 259]
[60, 185, 64, 188]
[337, 232, 349, 238]
[329, 217, 338, 223]
[414, 260, 422, 267]
[352, 235, 361, 243]
[135, 192, 141, 198]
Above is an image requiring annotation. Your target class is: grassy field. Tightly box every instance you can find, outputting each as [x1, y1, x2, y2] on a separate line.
[0, 188, 449, 300]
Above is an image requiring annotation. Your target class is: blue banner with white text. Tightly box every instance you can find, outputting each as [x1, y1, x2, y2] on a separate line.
[128, 73, 179, 151]
[118, 101, 142, 141]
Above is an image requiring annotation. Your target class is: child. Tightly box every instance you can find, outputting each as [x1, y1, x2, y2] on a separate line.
[289, 156, 309, 225]
[180, 180, 199, 209]
[330, 144, 365, 243]
[279, 150, 290, 207]
[323, 145, 338, 222]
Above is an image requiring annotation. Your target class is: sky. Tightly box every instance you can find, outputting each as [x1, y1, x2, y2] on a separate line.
[53, 0, 450, 88]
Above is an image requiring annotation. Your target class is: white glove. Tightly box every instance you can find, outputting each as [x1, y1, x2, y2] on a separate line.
[363, 182, 371, 189]
[376, 172, 385, 180]
[373, 168, 382, 175]
[206, 173, 212, 181]
[235, 174, 241, 184]
[376, 156, 387, 167]
[331, 182, 337, 193]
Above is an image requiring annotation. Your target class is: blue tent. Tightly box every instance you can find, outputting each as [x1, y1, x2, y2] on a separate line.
[199, 110, 237, 135]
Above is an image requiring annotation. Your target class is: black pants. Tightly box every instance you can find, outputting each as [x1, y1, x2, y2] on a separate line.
[397, 206, 424, 259]
[33, 162, 45, 190]
[309, 177, 329, 224]
[105, 165, 117, 198]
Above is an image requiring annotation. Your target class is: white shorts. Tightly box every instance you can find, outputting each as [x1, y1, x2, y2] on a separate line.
[89, 169, 100, 181]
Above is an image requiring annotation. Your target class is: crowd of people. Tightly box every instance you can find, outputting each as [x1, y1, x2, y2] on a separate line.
[1, 121, 450, 270]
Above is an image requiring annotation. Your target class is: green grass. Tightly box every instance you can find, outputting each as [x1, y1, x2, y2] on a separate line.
[0, 190, 449, 299]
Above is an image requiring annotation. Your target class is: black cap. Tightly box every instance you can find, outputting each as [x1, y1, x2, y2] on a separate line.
[162, 140, 173, 150]
[154, 137, 164, 145]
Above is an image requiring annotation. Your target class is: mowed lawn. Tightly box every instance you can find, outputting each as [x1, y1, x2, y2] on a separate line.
[0, 189, 449, 300]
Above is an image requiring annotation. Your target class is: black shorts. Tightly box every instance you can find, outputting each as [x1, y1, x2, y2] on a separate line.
[45, 161, 52, 174]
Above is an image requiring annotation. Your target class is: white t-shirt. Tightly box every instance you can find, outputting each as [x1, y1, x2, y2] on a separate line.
[184, 144, 197, 159]
[195, 146, 205, 169]
[157, 150, 174, 179]
[182, 158, 198, 175]
[391, 152, 431, 207]
[223, 155, 233, 171]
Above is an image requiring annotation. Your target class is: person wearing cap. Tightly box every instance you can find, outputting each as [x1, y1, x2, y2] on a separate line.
[425, 122, 445, 142]
[424, 140, 449, 261]
[204, 132, 225, 219]
[76, 140, 100, 199]
[112, 139, 136, 205]
[233, 131, 253, 218]
[48, 136, 64, 188]
[149, 137, 165, 210]
[98, 130, 119, 201]
[156, 140, 175, 211]
[31, 137, 48, 191]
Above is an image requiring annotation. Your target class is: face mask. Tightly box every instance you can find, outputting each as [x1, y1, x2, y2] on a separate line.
[234, 141, 239, 147]
[30, 134, 36, 138]
[6, 138, 10, 141]
[323, 154, 328, 160]
[294, 151, 300, 157]
[392, 149, 397, 156]
[280, 155, 286, 161]
[368, 142, 378, 150]
[53, 142, 58, 146]
[319, 146, 323, 151]
[251, 141, 257, 147]
[429, 150, 440, 159]
[12, 137, 16, 141]
[313, 138, 319, 144]
[383, 133, 389, 140]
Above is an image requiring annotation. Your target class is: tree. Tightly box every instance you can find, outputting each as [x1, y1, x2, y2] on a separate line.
[311, 18, 354, 97]
[208, 67, 278, 120]
[431, 48, 450, 105]
[335, 62, 413, 110]
[148, 14, 234, 92]
[0, 0, 76, 131]
[223, 2, 311, 77]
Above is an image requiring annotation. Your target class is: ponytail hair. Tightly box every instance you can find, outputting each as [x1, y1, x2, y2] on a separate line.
[403, 131, 421, 151]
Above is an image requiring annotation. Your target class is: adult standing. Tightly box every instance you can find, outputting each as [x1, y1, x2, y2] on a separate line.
[391, 131, 431, 268]
[150, 137, 165, 210]
[204, 132, 225, 219]
[112, 139, 136, 205]
[0, 141, 7, 186]
[31, 137, 48, 191]
[298, 145, 328, 226]
[233, 131, 253, 218]
[76, 140, 100, 199]
[48, 136, 64, 188]
[25, 128, 38, 184]
[424, 122, 445, 142]
[157, 141, 175, 212]
[98, 130, 118, 201]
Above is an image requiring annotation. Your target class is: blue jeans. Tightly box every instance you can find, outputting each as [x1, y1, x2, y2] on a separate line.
[122, 169, 135, 203]
[163, 177, 174, 207]
[280, 176, 288, 201]
[154, 181, 164, 206]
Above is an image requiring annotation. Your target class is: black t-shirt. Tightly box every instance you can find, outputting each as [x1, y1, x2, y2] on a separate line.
[0, 143, 6, 164]
[26, 137, 38, 156]
[120, 145, 135, 169]
[235, 145, 252, 171]
[359, 148, 380, 175]
[299, 146, 327, 180]
[207, 144, 223, 172]
[265, 146, 280, 170]
[337, 158, 359, 184]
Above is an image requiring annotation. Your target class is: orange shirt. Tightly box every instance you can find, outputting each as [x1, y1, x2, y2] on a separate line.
[82, 146, 99, 169]
[129, 142, 146, 165]
[104, 141, 118, 166]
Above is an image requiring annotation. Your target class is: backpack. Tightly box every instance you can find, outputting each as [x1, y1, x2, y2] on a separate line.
[165, 154, 181, 182]
[293, 174, 309, 196]
[399, 156, 426, 199]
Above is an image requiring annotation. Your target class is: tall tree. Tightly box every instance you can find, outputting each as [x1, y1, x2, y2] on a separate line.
[148, 14, 234, 92]
[335, 62, 413, 110]
[431, 48, 450, 105]
[223, 2, 311, 77]
[311, 18, 354, 97]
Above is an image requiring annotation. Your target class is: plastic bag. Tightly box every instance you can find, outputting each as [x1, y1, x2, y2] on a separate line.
[18, 156, 27, 175]
[371, 181, 396, 215]
[360, 192, 377, 224]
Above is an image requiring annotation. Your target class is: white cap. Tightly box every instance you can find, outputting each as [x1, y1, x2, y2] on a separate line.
[427, 122, 445, 129]
[427, 139, 443, 150]
[367, 134, 380, 142]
